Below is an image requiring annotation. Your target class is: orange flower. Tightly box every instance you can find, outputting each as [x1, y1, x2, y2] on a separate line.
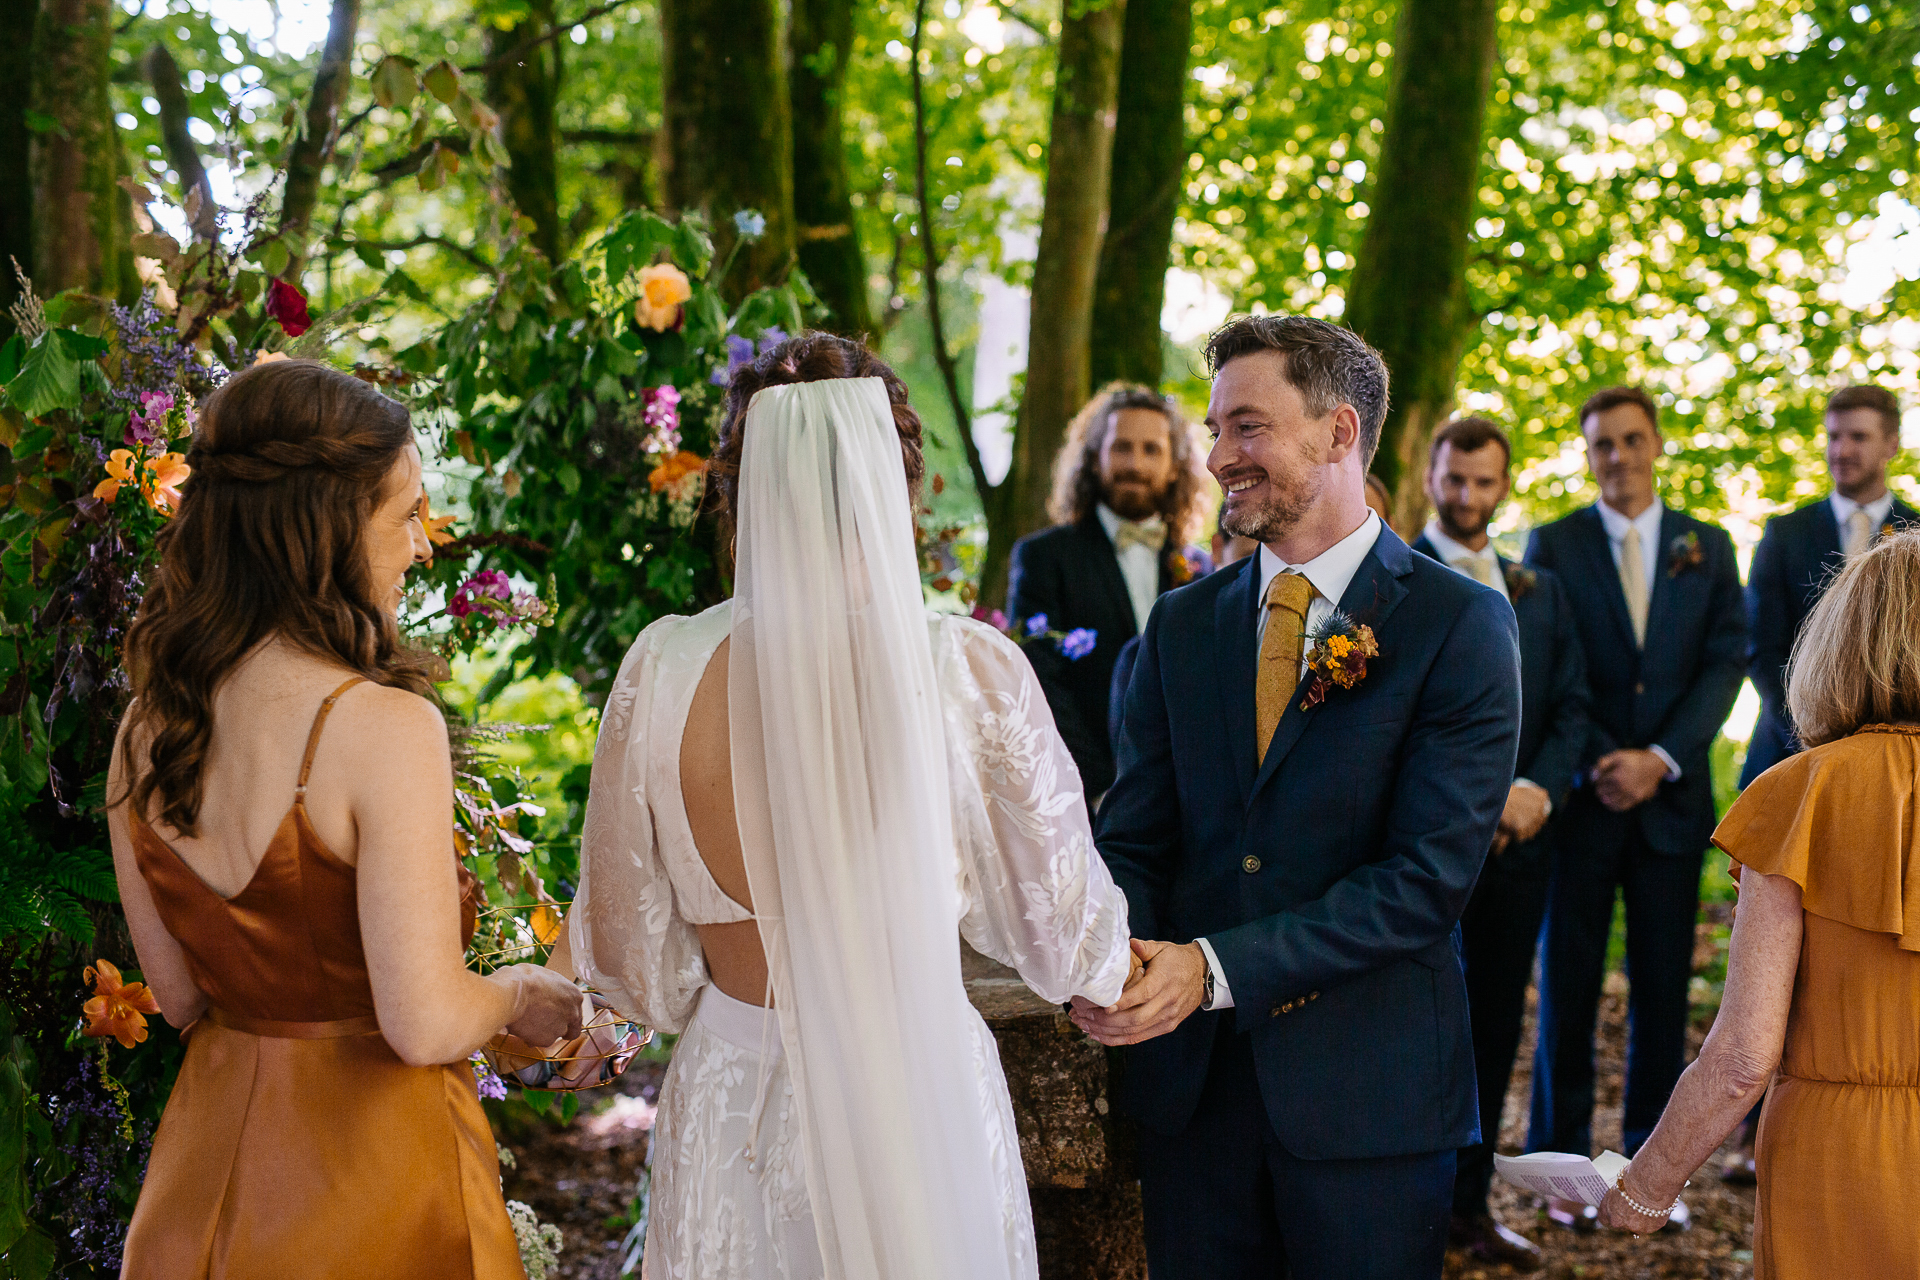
[82, 959, 161, 1049]
[647, 450, 706, 501]
[147, 452, 190, 516]
[92, 449, 138, 504]
[419, 493, 457, 558]
[634, 263, 692, 332]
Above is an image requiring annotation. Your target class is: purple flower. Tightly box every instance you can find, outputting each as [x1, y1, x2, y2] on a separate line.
[472, 1052, 508, 1101]
[449, 569, 513, 619]
[1059, 628, 1098, 660]
[124, 388, 176, 448]
[1024, 614, 1048, 637]
[756, 326, 789, 356]
[710, 333, 758, 386]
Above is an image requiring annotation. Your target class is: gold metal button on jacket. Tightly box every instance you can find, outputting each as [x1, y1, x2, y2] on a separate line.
[1242, 855, 1261, 873]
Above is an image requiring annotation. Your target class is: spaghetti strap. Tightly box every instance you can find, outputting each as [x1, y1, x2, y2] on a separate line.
[295, 677, 368, 802]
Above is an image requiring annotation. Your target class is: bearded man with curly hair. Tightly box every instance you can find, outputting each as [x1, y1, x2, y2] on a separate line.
[1008, 384, 1214, 801]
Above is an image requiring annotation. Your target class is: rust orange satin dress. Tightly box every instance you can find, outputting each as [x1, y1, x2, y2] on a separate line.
[119, 678, 525, 1280]
[1712, 725, 1920, 1280]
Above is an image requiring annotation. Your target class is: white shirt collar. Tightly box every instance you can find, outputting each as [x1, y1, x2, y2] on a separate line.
[1596, 497, 1666, 548]
[1256, 511, 1380, 613]
[1830, 489, 1894, 527]
[1421, 519, 1498, 568]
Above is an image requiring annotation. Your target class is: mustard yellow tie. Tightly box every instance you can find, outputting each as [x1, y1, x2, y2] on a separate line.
[1619, 526, 1648, 648]
[1257, 573, 1315, 764]
[1844, 509, 1873, 558]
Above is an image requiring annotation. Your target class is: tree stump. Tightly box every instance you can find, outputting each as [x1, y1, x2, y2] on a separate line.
[963, 944, 1147, 1280]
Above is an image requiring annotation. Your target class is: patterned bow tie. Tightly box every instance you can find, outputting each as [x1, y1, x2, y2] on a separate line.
[1113, 518, 1166, 554]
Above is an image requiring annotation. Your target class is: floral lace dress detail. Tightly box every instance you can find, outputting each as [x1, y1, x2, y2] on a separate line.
[571, 603, 1130, 1280]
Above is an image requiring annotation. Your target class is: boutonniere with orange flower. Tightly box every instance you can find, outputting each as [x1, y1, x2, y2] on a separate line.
[93, 448, 191, 516]
[634, 263, 692, 332]
[1299, 610, 1380, 710]
[81, 959, 161, 1048]
[1666, 530, 1704, 578]
[1504, 562, 1538, 601]
[1167, 547, 1207, 587]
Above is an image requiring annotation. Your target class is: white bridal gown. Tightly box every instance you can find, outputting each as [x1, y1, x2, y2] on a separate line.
[571, 600, 1132, 1280]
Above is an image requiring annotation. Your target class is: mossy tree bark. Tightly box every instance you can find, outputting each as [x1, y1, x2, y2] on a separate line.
[1089, 0, 1191, 392]
[485, 0, 565, 264]
[789, 0, 875, 342]
[0, 2, 35, 328]
[29, 0, 135, 302]
[660, 0, 795, 303]
[979, 0, 1125, 606]
[1344, 0, 1501, 532]
[278, 0, 360, 280]
[145, 42, 218, 242]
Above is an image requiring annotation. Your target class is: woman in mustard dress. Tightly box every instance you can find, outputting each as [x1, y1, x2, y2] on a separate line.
[106, 359, 584, 1278]
[1597, 532, 1920, 1278]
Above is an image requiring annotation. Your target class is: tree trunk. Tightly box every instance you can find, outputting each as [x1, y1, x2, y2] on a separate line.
[279, 0, 360, 279]
[789, 0, 875, 341]
[1344, 0, 1501, 533]
[660, 0, 794, 302]
[0, 2, 35, 328]
[1088, 0, 1190, 391]
[980, 0, 1125, 606]
[145, 42, 218, 241]
[485, 0, 564, 264]
[29, 0, 135, 301]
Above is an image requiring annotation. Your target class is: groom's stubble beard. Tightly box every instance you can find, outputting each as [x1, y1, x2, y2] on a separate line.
[1219, 443, 1323, 544]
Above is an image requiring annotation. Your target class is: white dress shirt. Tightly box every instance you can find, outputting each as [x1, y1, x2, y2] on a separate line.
[1199, 511, 1381, 1010]
[1096, 503, 1164, 634]
[1594, 499, 1680, 781]
[1420, 520, 1552, 812]
[1830, 489, 1894, 552]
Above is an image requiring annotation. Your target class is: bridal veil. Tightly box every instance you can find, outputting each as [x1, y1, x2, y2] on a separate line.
[727, 376, 1017, 1279]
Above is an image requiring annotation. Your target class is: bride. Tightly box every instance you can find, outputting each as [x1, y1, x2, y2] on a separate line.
[558, 332, 1135, 1279]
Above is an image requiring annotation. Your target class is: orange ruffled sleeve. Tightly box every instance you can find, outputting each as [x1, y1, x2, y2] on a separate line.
[1712, 727, 1920, 951]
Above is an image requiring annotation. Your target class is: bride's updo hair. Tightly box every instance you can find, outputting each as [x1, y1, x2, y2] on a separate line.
[120, 358, 439, 835]
[707, 331, 925, 541]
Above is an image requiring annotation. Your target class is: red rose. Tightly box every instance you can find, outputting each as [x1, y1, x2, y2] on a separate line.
[266, 279, 312, 337]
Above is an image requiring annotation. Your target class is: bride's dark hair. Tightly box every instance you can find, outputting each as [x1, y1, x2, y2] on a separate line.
[119, 358, 439, 835]
[707, 331, 925, 543]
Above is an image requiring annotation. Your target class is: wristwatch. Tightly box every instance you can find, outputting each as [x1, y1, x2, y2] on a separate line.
[1200, 957, 1216, 1010]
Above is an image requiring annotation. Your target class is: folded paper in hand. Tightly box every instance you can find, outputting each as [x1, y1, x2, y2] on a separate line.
[1493, 1150, 1631, 1207]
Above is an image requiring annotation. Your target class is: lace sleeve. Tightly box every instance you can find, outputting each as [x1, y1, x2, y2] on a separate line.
[568, 624, 707, 1034]
[939, 616, 1132, 1006]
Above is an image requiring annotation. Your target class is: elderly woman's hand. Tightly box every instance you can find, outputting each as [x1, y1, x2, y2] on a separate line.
[1597, 1182, 1673, 1235]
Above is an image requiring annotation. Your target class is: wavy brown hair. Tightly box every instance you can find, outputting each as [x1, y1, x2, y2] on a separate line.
[1045, 383, 1213, 547]
[707, 331, 925, 545]
[118, 358, 438, 835]
[1786, 530, 1920, 748]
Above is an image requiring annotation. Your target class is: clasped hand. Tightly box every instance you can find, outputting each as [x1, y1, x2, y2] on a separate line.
[1591, 748, 1668, 812]
[1068, 938, 1207, 1046]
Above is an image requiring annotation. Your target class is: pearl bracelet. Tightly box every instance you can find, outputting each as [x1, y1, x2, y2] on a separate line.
[1614, 1172, 1679, 1221]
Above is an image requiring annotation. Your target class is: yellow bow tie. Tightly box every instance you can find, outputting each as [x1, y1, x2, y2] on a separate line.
[1113, 518, 1166, 554]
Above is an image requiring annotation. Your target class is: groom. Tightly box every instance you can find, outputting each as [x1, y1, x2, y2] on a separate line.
[1075, 316, 1521, 1279]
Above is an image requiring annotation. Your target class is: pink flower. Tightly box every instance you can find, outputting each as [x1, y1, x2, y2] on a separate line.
[640, 385, 681, 456]
[125, 389, 175, 449]
[449, 569, 512, 619]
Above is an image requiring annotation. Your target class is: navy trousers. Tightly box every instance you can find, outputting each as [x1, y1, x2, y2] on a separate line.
[1451, 841, 1552, 1215]
[1527, 794, 1706, 1157]
[1140, 1018, 1454, 1279]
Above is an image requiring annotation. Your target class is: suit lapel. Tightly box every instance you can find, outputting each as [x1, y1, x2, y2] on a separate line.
[1077, 515, 1140, 640]
[1575, 506, 1637, 653]
[1214, 557, 1260, 805]
[1247, 528, 1413, 804]
[1641, 506, 1683, 651]
[1812, 499, 1842, 562]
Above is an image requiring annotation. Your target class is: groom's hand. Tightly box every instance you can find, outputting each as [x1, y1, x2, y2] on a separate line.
[1068, 939, 1206, 1046]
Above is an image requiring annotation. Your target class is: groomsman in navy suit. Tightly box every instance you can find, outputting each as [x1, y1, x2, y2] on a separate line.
[1076, 316, 1521, 1279]
[1743, 384, 1915, 786]
[1412, 416, 1589, 1271]
[1523, 387, 1746, 1233]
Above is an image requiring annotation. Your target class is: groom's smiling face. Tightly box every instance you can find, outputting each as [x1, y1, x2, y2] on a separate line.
[1206, 351, 1330, 545]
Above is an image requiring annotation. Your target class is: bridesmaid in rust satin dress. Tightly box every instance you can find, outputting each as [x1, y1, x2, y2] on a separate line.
[103, 359, 583, 1279]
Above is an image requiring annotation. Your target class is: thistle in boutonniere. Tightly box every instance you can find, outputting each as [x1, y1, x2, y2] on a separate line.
[1666, 530, 1704, 578]
[1504, 563, 1538, 601]
[1299, 610, 1379, 710]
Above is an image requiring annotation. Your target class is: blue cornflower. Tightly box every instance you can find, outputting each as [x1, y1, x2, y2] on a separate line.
[1025, 614, 1049, 637]
[733, 209, 767, 240]
[1060, 628, 1098, 660]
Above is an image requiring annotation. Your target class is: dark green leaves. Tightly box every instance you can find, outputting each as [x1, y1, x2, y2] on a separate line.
[2, 332, 107, 422]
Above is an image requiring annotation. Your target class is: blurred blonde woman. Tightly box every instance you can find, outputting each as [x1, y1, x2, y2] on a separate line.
[1598, 531, 1920, 1278]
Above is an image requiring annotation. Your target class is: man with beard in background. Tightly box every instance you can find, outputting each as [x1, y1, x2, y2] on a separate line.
[1009, 384, 1214, 802]
[1411, 417, 1590, 1271]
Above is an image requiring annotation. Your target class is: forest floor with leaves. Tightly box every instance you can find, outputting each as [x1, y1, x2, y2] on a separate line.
[497, 912, 1755, 1280]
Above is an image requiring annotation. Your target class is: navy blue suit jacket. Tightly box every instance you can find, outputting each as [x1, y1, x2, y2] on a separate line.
[1743, 495, 1919, 782]
[1524, 506, 1746, 855]
[1097, 525, 1521, 1159]
[1410, 539, 1591, 818]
